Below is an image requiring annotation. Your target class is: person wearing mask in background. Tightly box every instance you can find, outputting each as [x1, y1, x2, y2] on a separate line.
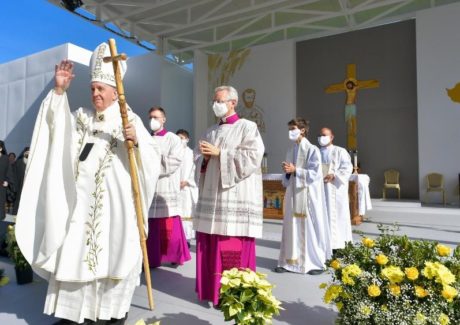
[318, 127, 353, 251]
[176, 129, 198, 247]
[147, 107, 191, 268]
[11, 147, 30, 215]
[194, 85, 265, 306]
[274, 118, 331, 275]
[0, 141, 14, 220]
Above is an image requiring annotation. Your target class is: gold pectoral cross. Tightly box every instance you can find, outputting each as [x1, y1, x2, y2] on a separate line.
[325, 64, 379, 151]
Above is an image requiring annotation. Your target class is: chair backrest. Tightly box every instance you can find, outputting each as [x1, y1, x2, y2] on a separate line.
[427, 173, 444, 188]
[384, 169, 399, 185]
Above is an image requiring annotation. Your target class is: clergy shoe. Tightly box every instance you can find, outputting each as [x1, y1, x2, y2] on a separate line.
[106, 313, 128, 324]
[273, 266, 287, 273]
[307, 269, 325, 275]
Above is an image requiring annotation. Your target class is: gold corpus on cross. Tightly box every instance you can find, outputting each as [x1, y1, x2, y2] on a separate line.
[325, 63, 379, 151]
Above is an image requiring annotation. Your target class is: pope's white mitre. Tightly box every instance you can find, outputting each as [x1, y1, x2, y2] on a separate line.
[90, 42, 127, 87]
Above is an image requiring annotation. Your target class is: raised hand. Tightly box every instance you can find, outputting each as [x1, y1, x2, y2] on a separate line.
[54, 59, 75, 95]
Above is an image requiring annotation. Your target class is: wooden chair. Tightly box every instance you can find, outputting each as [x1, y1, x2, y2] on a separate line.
[426, 173, 446, 205]
[382, 169, 400, 199]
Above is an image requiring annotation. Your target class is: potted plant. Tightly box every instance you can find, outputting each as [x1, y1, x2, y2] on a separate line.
[0, 268, 9, 286]
[320, 224, 460, 324]
[219, 268, 283, 324]
[5, 224, 33, 285]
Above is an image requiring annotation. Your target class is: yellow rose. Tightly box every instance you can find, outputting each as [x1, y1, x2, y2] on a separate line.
[319, 282, 328, 289]
[389, 284, 401, 296]
[381, 266, 405, 284]
[415, 285, 429, 298]
[368, 284, 381, 297]
[336, 301, 343, 312]
[436, 244, 451, 257]
[405, 267, 419, 281]
[423, 262, 456, 286]
[362, 237, 375, 248]
[381, 304, 388, 312]
[330, 259, 341, 270]
[375, 254, 389, 265]
[341, 264, 362, 286]
[439, 313, 450, 325]
[324, 284, 342, 304]
[441, 285, 458, 302]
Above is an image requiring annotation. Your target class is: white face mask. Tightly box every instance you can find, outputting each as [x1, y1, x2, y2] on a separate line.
[212, 101, 228, 118]
[289, 129, 301, 142]
[318, 135, 331, 147]
[23, 157, 28, 164]
[181, 138, 189, 146]
[150, 118, 161, 132]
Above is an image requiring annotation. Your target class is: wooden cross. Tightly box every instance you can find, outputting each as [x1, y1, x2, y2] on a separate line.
[104, 39, 155, 311]
[325, 63, 379, 151]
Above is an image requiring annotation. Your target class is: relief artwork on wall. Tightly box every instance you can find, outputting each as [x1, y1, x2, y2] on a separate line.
[208, 48, 251, 101]
[325, 63, 379, 152]
[236, 88, 266, 132]
[446, 82, 460, 104]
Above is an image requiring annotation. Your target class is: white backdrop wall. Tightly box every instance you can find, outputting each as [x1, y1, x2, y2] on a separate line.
[1, 44, 193, 155]
[417, 2, 460, 204]
[194, 40, 296, 173]
[0, 44, 92, 155]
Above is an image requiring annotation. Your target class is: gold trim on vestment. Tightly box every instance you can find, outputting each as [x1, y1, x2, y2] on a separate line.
[293, 212, 306, 218]
[286, 258, 298, 265]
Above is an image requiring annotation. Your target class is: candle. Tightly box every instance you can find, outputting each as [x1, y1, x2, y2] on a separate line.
[354, 154, 358, 168]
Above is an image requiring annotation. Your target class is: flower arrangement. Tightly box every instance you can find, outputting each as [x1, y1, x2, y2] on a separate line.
[5, 225, 30, 271]
[219, 268, 283, 324]
[321, 225, 460, 324]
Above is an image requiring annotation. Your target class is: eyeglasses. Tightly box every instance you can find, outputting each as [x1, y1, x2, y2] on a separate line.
[210, 99, 232, 105]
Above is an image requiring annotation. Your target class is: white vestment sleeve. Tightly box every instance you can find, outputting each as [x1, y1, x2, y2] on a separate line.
[160, 134, 183, 176]
[219, 124, 264, 189]
[333, 148, 352, 187]
[132, 114, 161, 233]
[15, 90, 77, 279]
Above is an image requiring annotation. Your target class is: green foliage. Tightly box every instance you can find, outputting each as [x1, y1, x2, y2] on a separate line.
[5, 225, 30, 271]
[321, 224, 460, 324]
[0, 269, 10, 286]
[219, 268, 283, 325]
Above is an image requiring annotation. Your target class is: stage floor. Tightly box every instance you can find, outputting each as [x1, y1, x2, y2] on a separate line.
[1, 202, 459, 325]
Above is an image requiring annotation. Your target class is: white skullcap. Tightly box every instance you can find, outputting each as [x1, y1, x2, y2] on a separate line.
[90, 42, 127, 87]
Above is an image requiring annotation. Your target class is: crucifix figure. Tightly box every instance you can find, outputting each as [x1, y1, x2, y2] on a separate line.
[325, 63, 379, 152]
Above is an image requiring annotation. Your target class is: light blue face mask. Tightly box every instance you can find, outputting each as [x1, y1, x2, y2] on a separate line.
[289, 129, 301, 141]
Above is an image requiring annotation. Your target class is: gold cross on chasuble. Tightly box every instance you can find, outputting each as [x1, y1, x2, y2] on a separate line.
[325, 63, 379, 151]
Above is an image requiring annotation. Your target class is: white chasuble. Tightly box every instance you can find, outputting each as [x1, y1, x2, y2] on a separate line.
[194, 119, 265, 238]
[149, 131, 184, 218]
[15, 89, 160, 282]
[179, 145, 198, 239]
[278, 138, 331, 273]
[320, 145, 353, 249]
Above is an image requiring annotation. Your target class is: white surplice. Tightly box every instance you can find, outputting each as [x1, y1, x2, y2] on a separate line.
[179, 145, 198, 239]
[278, 138, 331, 274]
[320, 145, 353, 249]
[194, 118, 265, 238]
[149, 131, 184, 218]
[15, 90, 160, 322]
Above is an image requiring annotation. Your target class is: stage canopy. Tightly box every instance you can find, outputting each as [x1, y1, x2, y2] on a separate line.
[48, 0, 460, 65]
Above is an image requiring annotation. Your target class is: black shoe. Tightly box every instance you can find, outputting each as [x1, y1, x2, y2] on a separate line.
[187, 241, 191, 249]
[273, 266, 287, 273]
[307, 269, 325, 275]
[53, 319, 95, 325]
